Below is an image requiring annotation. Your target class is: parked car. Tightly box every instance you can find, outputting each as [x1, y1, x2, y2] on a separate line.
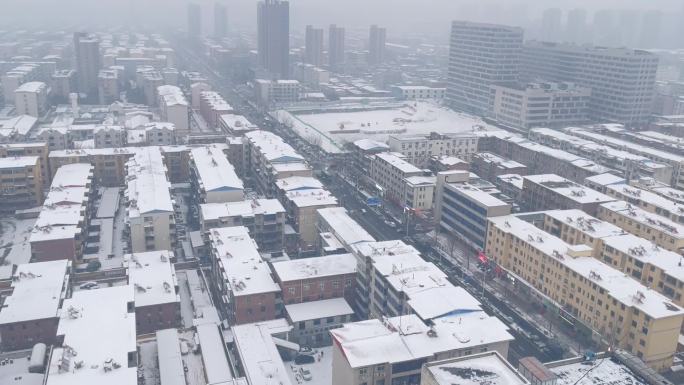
[298, 346, 315, 356]
[294, 355, 315, 365]
[79, 281, 99, 290]
[300, 367, 312, 381]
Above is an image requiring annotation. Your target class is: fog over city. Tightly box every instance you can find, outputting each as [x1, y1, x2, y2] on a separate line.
[2, 1, 684, 385]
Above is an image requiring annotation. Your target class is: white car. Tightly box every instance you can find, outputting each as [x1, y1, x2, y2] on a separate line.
[300, 368, 312, 381]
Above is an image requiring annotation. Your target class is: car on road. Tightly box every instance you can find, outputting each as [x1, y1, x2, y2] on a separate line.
[79, 281, 99, 290]
[300, 367, 312, 381]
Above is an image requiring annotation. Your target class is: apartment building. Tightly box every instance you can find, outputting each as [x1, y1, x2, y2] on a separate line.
[125, 148, 175, 252]
[284, 297, 354, 348]
[522, 42, 658, 126]
[331, 313, 513, 385]
[584, 173, 627, 194]
[219, 114, 259, 136]
[495, 174, 525, 203]
[243, 130, 312, 197]
[564, 127, 684, 189]
[254, 79, 300, 107]
[208, 226, 280, 325]
[485, 215, 684, 370]
[388, 132, 479, 167]
[30, 163, 94, 262]
[521, 174, 616, 215]
[0, 155, 43, 213]
[51, 69, 76, 102]
[14, 81, 48, 117]
[529, 128, 674, 186]
[447, 21, 524, 115]
[403, 175, 436, 211]
[93, 125, 126, 148]
[539, 209, 626, 257]
[370, 152, 425, 205]
[189, 145, 244, 204]
[199, 91, 234, 128]
[280, 187, 338, 252]
[316, 207, 375, 253]
[422, 353, 530, 385]
[0, 260, 70, 350]
[437, 183, 511, 249]
[603, 183, 684, 224]
[48, 147, 136, 187]
[200, 198, 286, 252]
[0, 115, 38, 143]
[490, 82, 590, 130]
[272, 253, 357, 305]
[392, 85, 446, 100]
[476, 130, 611, 183]
[125, 251, 181, 334]
[157, 85, 189, 135]
[97, 69, 120, 104]
[0, 141, 48, 181]
[597, 201, 684, 253]
[470, 152, 528, 183]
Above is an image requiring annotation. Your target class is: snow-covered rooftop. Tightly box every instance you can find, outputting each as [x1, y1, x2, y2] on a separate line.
[0, 155, 38, 169]
[158, 85, 188, 107]
[600, 200, 684, 240]
[276, 101, 495, 154]
[375, 152, 423, 174]
[317, 207, 375, 248]
[331, 313, 513, 368]
[200, 199, 285, 221]
[550, 358, 646, 385]
[451, 185, 510, 208]
[15, 81, 46, 93]
[496, 174, 524, 190]
[155, 329, 185, 385]
[584, 173, 626, 187]
[190, 145, 243, 194]
[604, 183, 684, 216]
[195, 323, 234, 384]
[125, 250, 179, 307]
[285, 298, 354, 323]
[475, 152, 526, 170]
[489, 215, 684, 319]
[0, 115, 37, 137]
[524, 174, 616, 205]
[232, 319, 293, 385]
[219, 114, 258, 133]
[285, 188, 338, 208]
[275, 176, 323, 192]
[244, 130, 305, 163]
[208, 227, 280, 297]
[46, 285, 136, 385]
[125, 147, 173, 218]
[272, 253, 356, 282]
[353, 138, 390, 152]
[0, 260, 70, 324]
[31, 163, 92, 243]
[425, 352, 529, 385]
[543, 209, 627, 239]
[601, 232, 684, 283]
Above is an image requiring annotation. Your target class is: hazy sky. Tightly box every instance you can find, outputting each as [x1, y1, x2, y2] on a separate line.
[1, 0, 682, 37]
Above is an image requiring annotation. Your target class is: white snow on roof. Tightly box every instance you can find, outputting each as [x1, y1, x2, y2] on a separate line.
[496, 174, 524, 190]
[272, 253, 356, 282]
[195, 323, 234, 384]
[276, 101, 495, 154]
[0, 260, 69, 324]
[15, 81, 46, 93]
[47, 285, 137, 385]
[158, 85, 188, 107]
[125, 251, 179, 307]
[31, 164, 92, 243]
[244, 130, 305, 163]
[550, 358, 646, 385]
[375, 152, 423, 174]
[489, 215, 684, 319]
[426, 352, 529, 385]
[219, 114, 258, 132]
[200, 199, 285, 221]
[584, 173, 626, 187]
[271, 161, 311, 174]
[604, 183, 684, 216]
[276, 176, 323, 192]
[353, 138, 389, 151]
[0, 155, 38, 169]
[190, 145, 243, 193]
[208, 227, 280, 297]
[601, 232, 684, 282]
[317, 207, 375, 248]
[285, 188, 338, 208]
[155, 329, 186, 385]
[404, 175, 436, 186]
[543, 209, 627, 239]
[331, 313, 513, 368]
[126, 147, 173, 218]
[0, 115, 37, 137]
[285, 298, 354, 323]
[600, 200, 684, 239]
[524, 174, 616, 205]
[231, 319, 293, 385]
[475, 152, 526, 169]
[451, 185, 510, 208]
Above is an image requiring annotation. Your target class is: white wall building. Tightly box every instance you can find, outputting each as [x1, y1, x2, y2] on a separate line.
[14, 81, 49, 117]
